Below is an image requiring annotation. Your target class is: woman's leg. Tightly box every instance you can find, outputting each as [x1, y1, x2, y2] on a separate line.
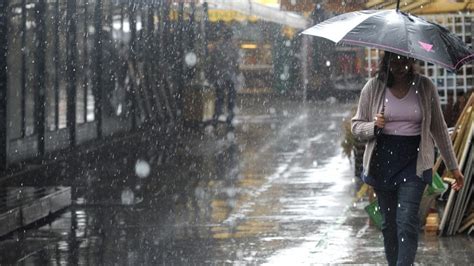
[395, 181, 426, 265]
[375, 189, 398, 266]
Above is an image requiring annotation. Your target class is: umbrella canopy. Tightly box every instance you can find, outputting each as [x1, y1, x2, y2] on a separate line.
[302, 9, 474, 71]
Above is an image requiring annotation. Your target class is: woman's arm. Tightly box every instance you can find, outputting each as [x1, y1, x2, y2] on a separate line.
[427, 79, 464, 190]
[351, 79, 377, 141]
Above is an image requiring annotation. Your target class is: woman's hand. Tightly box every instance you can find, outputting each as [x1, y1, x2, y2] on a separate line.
[374, 113, 385, 129]
[451, 169, 464, 191]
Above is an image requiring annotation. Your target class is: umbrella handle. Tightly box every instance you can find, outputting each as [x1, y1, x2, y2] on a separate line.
[375, 127, 383, 136]
[375, 108, 384, 136]
[376, 52, 391, 137]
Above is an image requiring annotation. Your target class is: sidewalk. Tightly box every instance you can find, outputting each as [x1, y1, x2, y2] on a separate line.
[0, 98, 472, 265]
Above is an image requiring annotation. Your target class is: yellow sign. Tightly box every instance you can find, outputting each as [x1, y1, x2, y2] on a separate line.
[241, 43, 258, 49]
[167, 9, 259, 22]
[255, 0, 279, 5]
[208, 10, 258, 22]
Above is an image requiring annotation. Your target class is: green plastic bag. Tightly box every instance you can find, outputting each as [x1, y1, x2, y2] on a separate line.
[426, 172, 447, 196]
[365, 200, 382, 230]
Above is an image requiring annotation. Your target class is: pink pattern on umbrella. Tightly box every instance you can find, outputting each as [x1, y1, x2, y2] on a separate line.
[419, 41, 433, 52]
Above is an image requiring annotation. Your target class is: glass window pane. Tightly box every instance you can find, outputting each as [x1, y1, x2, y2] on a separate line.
[25, 2, 37, 136]
[57, 1, 67, 129]
[76, 3, 86, 124]
[7, 7, 23, 139]
[45, 1, 58, 131]
[86, 0, 95, 122]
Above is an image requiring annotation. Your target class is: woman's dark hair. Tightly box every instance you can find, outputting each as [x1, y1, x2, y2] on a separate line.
[376, 51, 415, 87]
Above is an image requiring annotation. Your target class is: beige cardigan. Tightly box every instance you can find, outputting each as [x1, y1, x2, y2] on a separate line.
[351, 73, 458, 178]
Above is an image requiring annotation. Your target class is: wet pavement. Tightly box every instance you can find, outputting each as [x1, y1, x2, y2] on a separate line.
[0, 96, 473, 265]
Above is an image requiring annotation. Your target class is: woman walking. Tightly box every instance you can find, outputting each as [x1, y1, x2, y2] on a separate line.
[351, 51, 464, 266]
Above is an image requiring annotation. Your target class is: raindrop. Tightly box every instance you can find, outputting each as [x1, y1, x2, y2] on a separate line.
[227, 131, 235, 141]
[205, 125, 214, 135]
[195, 187, 205, 199]
[135, 160, 151, 178]
[325, 60, 331, 67]
[280, 65, 290, 80]
[117, 104, 122, 115]
[226, 188, 237, 198]
[185, 52, 197, 67]
[326, 97, 337, 104]
[121, 188, 135, 205]
[398, 203, 401, 208]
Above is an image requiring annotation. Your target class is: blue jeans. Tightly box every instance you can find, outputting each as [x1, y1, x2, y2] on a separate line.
[375, 180, 426, 266]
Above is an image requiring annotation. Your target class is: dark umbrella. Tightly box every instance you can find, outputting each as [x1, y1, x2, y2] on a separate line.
[301, 5, 474, 71]
[302, 2, 473, 137]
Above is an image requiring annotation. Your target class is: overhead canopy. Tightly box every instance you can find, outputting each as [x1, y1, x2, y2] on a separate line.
[365, 0, 474, 14]
[203, 0, 309, 29]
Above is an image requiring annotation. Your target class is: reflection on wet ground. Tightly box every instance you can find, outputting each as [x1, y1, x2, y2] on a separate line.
[0, 97, 472, 265]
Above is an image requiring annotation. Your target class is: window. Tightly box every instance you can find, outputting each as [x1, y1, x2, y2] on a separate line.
[44, 0, 68, 131]
[6, 2, 23, 139]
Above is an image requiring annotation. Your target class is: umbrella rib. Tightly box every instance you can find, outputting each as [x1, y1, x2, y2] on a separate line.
[341, 38, 409, 54]
[302, 10, 384, 43]
[341, 38, 461, 70]
[401, 11, 410, 57]
[454, 54, 474, 70]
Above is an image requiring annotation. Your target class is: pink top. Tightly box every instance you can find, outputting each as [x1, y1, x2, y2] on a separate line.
[383, 86, 422, 136]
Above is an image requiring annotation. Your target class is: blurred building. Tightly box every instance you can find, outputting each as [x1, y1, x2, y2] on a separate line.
[205, 0, 309, 95]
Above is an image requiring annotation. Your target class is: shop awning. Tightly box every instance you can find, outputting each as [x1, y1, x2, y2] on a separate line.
[204, 0, 309, 29]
